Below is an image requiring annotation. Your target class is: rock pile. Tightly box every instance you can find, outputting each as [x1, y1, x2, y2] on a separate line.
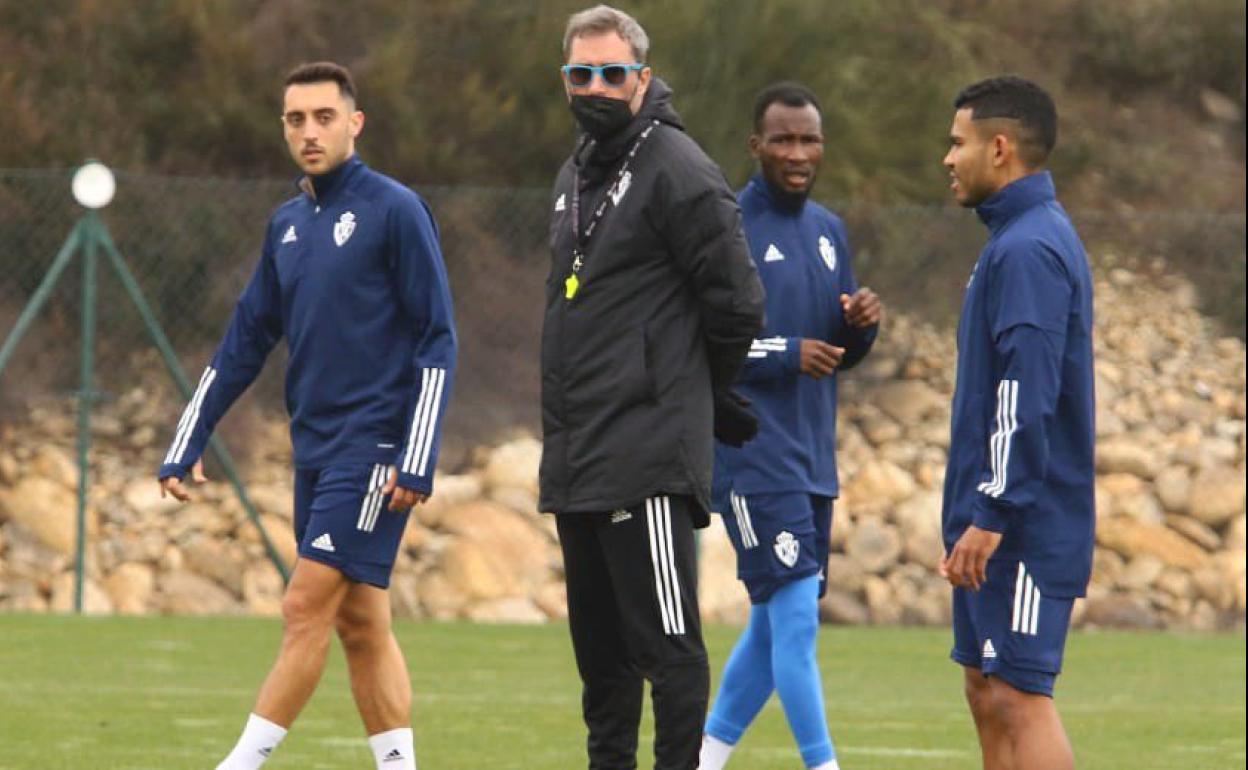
[0, 267, 1243, 630]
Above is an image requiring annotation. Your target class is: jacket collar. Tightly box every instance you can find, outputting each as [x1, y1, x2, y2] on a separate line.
[975, 170, 1055, 236]
[297, 154, 364, 204]
[746, 173, 808, 216]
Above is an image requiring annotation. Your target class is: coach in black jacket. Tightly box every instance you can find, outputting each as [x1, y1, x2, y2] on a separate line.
[541, 6, 765, 770]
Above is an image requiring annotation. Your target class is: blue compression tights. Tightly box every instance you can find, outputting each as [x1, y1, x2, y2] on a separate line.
[704, 574, 835, 768]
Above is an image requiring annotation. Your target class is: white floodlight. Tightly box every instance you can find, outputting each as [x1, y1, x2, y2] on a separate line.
[72, 161, 116, 209]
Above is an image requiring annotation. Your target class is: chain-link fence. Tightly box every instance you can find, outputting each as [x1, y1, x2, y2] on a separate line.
[1, 167, 1244, 469]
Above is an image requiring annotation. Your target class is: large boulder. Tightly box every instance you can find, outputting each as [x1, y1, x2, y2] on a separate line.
[0, 477, 98, 557]
[480, 437, 542, 496]
[413, 474, 485, 528]
[433, 503, 554, 605]
[1096, 440, 1162, 479]
[698, 517, 749, 624]
[844, 461, 915, 507]
[49, 573, 113, 615]
[892, 491, 943, 570]
[1187, 466, 1245, 526]
[1081, 593, 1162, 629]
[182, 535, 245, 594]
[1096, 516, 1208, 570]
[103, 562, 155, 614]
[819, 589, 869, 625]
[157, 570, 238, 615]
[874, 380, 945, 426]
[30, 445, 78, 489]
[465, 597, 547, 624]
[1153, 466, 1191, 513]
[121, 479, 182, 519]
[845, 517, 902, 574]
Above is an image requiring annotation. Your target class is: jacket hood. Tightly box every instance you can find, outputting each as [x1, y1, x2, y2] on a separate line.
[637, 77, 683, 131]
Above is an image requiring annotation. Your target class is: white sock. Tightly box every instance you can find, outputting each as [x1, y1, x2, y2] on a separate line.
[810, 760, 840, 770]
[369, 727, 417, 770]
[699, 734, 735, 770]
[216, 713, 287, 770]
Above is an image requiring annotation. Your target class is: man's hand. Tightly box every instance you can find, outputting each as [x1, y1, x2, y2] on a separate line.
[940, 525, 1003, 591]
[159, 460, 207, 502]
[841, 288, 882, 328]
[384, 466, 429, 512]
[799, 339, 845, 379]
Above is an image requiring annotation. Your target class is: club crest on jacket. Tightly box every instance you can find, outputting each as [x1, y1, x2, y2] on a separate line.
[334, 211, 357, 246]
[818, 235, 837, 272]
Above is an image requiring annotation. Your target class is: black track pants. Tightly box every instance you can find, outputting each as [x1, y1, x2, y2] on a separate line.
[557, 495, 709, 770]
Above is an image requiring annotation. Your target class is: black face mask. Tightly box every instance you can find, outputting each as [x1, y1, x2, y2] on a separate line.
[569, 95, 635, 140]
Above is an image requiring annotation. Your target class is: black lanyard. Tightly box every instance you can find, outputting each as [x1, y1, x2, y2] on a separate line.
[565, 120, 659, 300]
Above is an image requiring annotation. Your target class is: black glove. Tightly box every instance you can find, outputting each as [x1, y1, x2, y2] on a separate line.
[713, 389, 759, 447]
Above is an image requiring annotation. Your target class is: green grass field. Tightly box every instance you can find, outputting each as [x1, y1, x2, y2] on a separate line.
[0, 617, 1242, 769]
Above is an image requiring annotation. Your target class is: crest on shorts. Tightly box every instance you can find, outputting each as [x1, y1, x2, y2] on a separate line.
[773, 530, 799, 568]
[818, 235, 837, 272]
[334, 211, 357, 247]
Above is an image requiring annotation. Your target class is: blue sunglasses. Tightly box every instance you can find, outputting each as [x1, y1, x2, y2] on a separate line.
[561, 63, 646, 87]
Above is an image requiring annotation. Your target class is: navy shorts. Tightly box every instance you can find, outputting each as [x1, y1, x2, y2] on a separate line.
[718, 491, 833, 604]
[293, 462, 408, 589]
[951, 560, 1074, 697]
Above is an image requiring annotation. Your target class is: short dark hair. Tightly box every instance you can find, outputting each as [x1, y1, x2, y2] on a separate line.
[285, 61, 357, 103]
[954, 75, 1056, 167]
[753, 82, 822, 133]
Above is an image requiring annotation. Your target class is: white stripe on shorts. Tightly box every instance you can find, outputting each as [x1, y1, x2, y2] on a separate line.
[356, 464, 388, 532]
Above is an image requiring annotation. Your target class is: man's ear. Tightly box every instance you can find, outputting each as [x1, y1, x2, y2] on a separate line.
[748, 133, 762, 160]
[990, 132, 1012, 169]
[350, 111, 365, 139]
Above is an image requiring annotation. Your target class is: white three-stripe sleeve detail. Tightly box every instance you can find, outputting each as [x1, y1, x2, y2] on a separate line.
[979, 380, 1018, 498]
[646, 499, 674, 635]
[1012, 563, 1027, 633]
[978, 380, 1008, 495]
[164, 366, 213, 464]
[662, 497, 685, 635]
[416, 369, 448, 477]
[357, 464, 383, 530]
[170, 367, 218, 465]
[406, 369, 436, 471]
[402, 369, 435, 473]
[992, 379, 1010, 494]
[990, 381, 1019, 497]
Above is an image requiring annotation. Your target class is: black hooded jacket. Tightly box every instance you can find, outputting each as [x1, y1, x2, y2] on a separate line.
[539, 78, 766, 522]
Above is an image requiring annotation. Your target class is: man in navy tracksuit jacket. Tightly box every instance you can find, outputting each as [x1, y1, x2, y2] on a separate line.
[700, 83, 880, 770]
[158, 63, 453, 770]
[940, 76, 1094, 770]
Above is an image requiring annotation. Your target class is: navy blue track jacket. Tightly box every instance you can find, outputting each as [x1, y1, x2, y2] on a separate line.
[158, 156, 457, 494]
[942, 170, 1096, 598]
[713, 176, 877, 504]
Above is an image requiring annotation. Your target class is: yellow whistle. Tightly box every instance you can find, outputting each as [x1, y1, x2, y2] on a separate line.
[564, 274, 580, 300]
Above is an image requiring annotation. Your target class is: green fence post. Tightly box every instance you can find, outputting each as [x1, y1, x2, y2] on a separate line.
[75, 214, 99, 613]
[0, 220, 83, 380]
[95, 225, 290, 583]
